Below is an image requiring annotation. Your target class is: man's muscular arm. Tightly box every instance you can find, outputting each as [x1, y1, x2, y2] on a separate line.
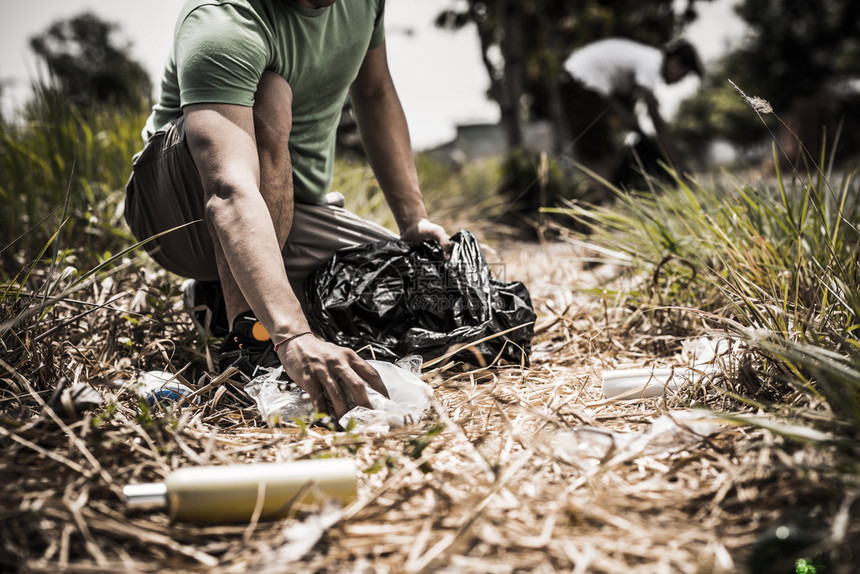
[350, 41, 452, 253]
[184, 103, 387, 417]
[638, 87, 684, 170]
[185, 104, 299, 340]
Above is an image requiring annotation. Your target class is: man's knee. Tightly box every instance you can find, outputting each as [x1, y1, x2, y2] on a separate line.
[253, 71, 293, 154]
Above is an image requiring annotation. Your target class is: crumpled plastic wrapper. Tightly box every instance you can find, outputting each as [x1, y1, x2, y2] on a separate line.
[553, 410, 722, 471]
[244, 371, 316, 424]
[137, 370, 197, 408]
[245, 356, 432, 432]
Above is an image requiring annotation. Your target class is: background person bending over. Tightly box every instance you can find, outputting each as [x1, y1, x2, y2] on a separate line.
[560, 38, 703, 188]
[124, 0, 452, 419]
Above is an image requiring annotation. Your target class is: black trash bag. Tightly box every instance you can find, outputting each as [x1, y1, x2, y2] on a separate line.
[305, 230, 536, 365]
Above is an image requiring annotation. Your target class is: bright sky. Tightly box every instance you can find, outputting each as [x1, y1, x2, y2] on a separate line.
[0, 0, 746, 150]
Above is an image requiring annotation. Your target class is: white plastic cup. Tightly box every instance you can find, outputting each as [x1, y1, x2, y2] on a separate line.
[601, 368, 684, 399]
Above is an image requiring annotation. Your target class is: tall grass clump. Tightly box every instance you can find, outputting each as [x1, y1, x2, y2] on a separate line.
[0, 82, 170, 390]
[552, 130, 860, 442]
[0, 83, 149, 273]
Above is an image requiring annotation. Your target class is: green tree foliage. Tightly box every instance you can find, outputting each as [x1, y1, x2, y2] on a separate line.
[29, 12, 153, 111]
[676, 0, 860, 160]
[728, 0, 860, 111]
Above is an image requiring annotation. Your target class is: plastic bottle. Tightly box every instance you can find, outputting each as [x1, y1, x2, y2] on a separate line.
[123, 459, 357, 523]
[138, 370, 196, 408]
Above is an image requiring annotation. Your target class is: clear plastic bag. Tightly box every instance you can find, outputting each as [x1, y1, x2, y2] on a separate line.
[245, 356, 433, 432]
[244, 372, 315, 424]
[553, 410, 721, 470]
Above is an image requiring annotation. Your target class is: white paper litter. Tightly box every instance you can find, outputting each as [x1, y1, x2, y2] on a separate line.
[257, 503, 343, 571]
[245, 356, 433, 432]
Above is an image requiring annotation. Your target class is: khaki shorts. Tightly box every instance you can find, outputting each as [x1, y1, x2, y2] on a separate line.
[124, 116, 397, 298]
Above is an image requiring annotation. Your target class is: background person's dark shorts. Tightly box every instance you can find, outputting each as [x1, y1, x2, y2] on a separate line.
[559, 77, 617, 163]
[124, 116, 396, 295]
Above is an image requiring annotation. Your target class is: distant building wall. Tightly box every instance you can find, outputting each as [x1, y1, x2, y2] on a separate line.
[426, 120, 555, 163]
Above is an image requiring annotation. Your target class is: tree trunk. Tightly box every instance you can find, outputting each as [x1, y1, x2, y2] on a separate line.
[536, 4, 570, 157]
[498, 0, 524, 148]
[468, 1, 503, 110]
[779, 93, 836, 170]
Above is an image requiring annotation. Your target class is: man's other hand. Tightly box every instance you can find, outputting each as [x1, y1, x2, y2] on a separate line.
[278, 335, 389, 419]
[401, 218, 452, 258]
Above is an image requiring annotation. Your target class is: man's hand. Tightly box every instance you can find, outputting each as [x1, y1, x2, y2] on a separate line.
[278, 335, 389, 419]
[401, 217, 452, 257]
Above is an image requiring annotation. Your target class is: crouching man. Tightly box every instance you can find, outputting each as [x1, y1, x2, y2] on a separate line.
[125, 0, 451, 419]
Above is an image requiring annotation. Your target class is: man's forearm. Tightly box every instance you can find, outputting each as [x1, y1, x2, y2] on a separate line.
[205, 188, 310, 336]
[640, 89, 682, 169]
[185, 103, 309, 340]
[350, 42, 450, 253]
[646, 107, 682, 169]
[351, 78, 427, 233]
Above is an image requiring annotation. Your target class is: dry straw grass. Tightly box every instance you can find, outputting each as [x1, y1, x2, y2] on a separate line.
[2, 242, 857, 573]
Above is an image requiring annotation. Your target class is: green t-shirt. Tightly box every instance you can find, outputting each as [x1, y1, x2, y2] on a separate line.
[143, 0, 386, 203]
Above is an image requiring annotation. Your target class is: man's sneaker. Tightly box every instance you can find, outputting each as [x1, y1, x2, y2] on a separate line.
[218, 314, 281, 380]
[182, 279, 230, 338]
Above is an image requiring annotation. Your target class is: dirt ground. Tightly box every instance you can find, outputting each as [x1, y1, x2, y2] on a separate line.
[2, 240, 856, 573]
